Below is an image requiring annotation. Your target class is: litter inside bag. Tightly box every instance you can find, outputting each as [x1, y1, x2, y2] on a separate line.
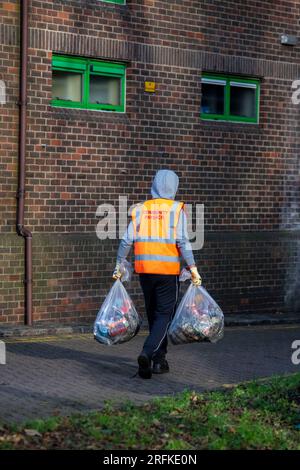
[168, 270, 224, 345]
[94, 280, 141, 345]
[94, 262, 141, 346]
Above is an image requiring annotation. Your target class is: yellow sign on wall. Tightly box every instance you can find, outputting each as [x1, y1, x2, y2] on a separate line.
[144, 81, 156, 93]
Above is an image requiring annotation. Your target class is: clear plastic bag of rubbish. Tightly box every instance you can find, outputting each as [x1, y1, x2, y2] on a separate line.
[118, 259, 133, 283]
[93, 262, 141, 346]
[168, 268, 224, 345]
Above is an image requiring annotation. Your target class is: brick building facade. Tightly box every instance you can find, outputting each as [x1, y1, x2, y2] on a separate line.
[1, 0, 300, 325]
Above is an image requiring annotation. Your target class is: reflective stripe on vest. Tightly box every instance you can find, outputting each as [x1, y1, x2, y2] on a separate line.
[132, 198, 184, 275]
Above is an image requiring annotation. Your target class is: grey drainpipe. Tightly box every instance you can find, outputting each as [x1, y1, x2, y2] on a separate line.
[16, 0, 33, 326]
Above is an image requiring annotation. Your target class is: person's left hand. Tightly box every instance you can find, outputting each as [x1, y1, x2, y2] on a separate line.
[112, 264, 122, 280]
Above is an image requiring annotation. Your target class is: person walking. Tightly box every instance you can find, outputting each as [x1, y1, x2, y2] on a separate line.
[113, 169, 201, 379]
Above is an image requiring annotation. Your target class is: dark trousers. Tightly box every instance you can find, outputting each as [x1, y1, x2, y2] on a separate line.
[139, 274, 180, 361]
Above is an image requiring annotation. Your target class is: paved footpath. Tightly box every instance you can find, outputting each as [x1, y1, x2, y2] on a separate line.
[0, 324, 299, 423]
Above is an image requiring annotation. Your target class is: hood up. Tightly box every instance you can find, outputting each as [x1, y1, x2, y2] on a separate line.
[151, 169, 179, 200]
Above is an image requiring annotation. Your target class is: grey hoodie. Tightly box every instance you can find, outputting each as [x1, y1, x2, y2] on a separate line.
[151, 169, 179, 199]
[116, 169, 195, 268]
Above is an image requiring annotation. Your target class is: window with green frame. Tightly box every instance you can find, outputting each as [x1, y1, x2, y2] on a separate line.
[201, 73, 260, 123]
[51, 55, 126, 112]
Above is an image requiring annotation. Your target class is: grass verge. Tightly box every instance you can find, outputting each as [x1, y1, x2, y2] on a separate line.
[0, 373, 300, 450]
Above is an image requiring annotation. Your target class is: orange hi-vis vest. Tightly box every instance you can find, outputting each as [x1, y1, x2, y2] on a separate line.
[131, 198, 184, 275]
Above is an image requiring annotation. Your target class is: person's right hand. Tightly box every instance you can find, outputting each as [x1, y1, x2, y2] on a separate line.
[190, 266, 202, 286]
[112, 264, 122, 280]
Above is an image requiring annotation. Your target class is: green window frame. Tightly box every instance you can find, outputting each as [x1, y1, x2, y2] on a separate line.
[99, 0, 125, 4]
[51, 55, 126, 112]
[201, 73, 260, 124]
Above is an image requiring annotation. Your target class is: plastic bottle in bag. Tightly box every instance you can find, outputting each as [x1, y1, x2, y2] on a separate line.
[94, 261, 142, 346]
[168, 268, 224, 345]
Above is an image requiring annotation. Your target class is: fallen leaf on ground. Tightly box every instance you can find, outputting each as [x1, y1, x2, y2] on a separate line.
[24, 429, 42, 437]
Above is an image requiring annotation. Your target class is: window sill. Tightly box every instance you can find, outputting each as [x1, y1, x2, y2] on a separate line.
[51, 103, 125, 113]
[49, 105, 129, 123]
[200, 119, 262, 133]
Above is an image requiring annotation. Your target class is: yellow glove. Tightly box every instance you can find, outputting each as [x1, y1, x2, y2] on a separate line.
[112, 264, 122, 280]
[190, 266, 202, 286]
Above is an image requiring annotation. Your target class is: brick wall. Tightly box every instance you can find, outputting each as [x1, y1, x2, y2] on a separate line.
[0, 0, 300, 325]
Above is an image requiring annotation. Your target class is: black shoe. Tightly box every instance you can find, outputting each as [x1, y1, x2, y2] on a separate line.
[152, 359, 169, 374]
[137, 352, 152, 379]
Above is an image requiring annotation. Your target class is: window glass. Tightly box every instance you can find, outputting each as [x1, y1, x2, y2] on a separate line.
[230, 83, 256, 119]
[89, 75, 121, 106]
[52, 70, 82, 102]
[201, 82, 225, 115]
